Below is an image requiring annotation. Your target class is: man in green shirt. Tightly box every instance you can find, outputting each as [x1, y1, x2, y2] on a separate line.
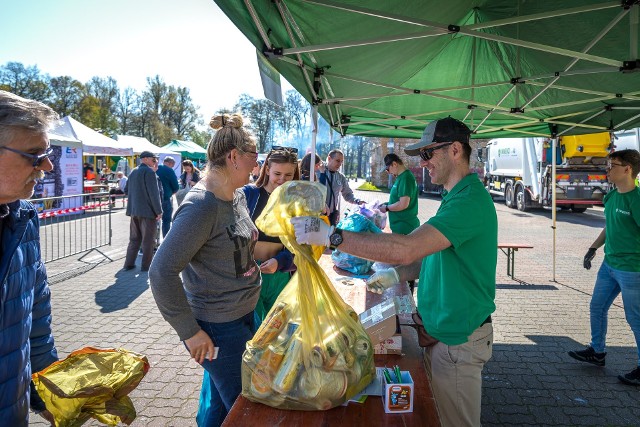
[380, 153, 420, 235]
[292, 117, 498, 427]
[569, 149, 640, 386]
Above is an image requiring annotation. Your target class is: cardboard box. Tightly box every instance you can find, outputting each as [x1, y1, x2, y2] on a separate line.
[359, 298, 398, 345]
[373, 317, 402, 354]
[381, 369, 414, 413]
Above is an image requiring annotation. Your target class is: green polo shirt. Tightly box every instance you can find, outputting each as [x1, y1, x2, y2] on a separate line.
[388, 169, 420, 235]
[417, 173, 497, 345]
[603, 188, 640, 272]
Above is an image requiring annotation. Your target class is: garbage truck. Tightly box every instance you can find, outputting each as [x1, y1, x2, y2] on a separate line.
[479, 132, 612, 213]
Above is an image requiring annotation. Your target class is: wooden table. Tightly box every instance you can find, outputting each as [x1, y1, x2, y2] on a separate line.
[221, 255, 441, 427]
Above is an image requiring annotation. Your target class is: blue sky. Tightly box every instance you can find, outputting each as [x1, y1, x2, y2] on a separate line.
[0, 0, 290, 119]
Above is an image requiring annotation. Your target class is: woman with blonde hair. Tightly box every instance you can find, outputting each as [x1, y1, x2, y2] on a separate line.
[149, 113, 260, 427]
[243, 146, 299, 320]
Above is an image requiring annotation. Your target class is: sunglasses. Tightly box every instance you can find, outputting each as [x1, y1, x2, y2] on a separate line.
[271, 145, 299, 154]
[1, 146, 54, 167]
[419, 142, 454, 161]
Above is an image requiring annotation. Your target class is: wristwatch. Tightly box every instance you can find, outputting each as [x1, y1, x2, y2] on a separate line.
[329, 227, 344, 250]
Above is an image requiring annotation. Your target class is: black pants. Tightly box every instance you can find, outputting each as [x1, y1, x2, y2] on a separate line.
[124, 216, 157, 270]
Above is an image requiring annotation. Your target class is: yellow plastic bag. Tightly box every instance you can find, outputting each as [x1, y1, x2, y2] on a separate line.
[32, 347, 149, 426]
[241, 181, 375, 410]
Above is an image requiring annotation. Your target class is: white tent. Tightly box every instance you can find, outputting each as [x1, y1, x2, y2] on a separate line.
[117, 135, 182, 177]
[51, 116, 133, 156]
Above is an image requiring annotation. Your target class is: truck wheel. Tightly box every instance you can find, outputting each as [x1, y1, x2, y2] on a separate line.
[571, 206, 587, 213]
[515, 186, 530, 212]
[505, 184, 515, 208]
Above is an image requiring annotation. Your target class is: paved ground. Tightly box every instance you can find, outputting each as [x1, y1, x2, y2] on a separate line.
[31, 181, 639, 426]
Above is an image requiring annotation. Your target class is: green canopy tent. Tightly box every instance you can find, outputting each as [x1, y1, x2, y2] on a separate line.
[164, 139, 207, 163]
[214, 0, 640, 281]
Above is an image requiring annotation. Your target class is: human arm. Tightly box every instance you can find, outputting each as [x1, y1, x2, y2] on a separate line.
[292, 216, 450, 265]
[145, 169, 163, 216]
[338, 173, 364, 205]
[380, 196, 410, 213]
[148, 199, 215, 358]
[584, 227, 606, 269]
[169, 170, 180, 195]
[590, 227, 606, 249]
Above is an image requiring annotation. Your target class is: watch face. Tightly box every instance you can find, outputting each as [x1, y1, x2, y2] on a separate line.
[330, 232, 343, 247]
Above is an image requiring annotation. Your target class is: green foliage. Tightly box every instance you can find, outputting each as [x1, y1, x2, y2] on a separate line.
[357, 182, 385, 192]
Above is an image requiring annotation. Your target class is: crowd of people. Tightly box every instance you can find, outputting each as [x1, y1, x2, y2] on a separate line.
[1, 89, 639, 427]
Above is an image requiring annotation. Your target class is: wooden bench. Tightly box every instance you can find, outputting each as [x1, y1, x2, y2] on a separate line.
[498, 243, 533, 279]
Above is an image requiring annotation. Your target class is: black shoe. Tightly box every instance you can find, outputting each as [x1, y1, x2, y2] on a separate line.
[568, 346, 606, 366]
[618, 367, 640, 386]
[122, 265, 136, 271]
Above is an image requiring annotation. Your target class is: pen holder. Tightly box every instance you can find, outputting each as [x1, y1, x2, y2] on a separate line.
[382, 370, 414, 413]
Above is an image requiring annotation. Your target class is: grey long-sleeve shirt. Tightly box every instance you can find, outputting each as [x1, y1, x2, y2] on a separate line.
[149, 187, 260, 340]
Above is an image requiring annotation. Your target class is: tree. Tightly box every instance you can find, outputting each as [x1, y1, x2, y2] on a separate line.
[114, 87, 138, 135]
[84, 76, 120, 135]
[0, 62, 50, 102]
[235, 94, 281, 152]
[49, 76, 85, 117]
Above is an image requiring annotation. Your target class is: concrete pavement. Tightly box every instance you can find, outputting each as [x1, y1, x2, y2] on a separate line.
[30, 185, 639, 426]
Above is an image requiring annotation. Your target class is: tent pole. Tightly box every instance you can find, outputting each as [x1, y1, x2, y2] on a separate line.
[310, 105, 318, 182]
[551, 136, 558, 282]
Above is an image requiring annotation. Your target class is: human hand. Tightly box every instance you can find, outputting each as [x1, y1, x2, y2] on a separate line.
[184, 330, 216, 364]
[355, 198, 366, 206]
[260, 258, 278, 274]
[379, 203, 388, 213]
[290, 216, 333, 247]
[190, 180, 197, 186]
[156, 214, 161, 221]
[37, 409, 55, 426]
[365, 268, 400, 294]
[583, 248, 597, 270]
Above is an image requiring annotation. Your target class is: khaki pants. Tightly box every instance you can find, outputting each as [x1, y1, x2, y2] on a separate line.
[423, 323, 493, 427]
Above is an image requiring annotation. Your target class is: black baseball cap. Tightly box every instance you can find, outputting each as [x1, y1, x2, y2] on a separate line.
[139, 151, 159, 159]
[405, 117, 471, 156]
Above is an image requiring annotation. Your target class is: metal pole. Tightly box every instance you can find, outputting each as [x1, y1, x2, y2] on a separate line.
[551, 137, 558, 282]
[387, 138, 394, 188]
[310, 105, 318, 182]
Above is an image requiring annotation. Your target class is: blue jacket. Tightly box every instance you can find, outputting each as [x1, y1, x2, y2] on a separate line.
[156, 164, 180, 202]
[0, 200, 58, 426]
[242, 185, 295, 272]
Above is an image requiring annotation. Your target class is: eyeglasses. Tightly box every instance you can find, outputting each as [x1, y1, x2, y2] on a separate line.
[384, 164, 392, 172]
[0, 146, 54, 167]
[606, 162, 626, 171]
[271, 145, 298, 154]
[419, 142, 454, 161]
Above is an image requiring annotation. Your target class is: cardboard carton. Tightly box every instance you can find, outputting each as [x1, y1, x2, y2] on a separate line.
[359, 298, 398, 345]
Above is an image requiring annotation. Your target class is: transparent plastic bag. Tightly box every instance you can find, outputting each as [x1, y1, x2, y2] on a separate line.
[331, 213, 382, 275]
[241, 181, 376, 410]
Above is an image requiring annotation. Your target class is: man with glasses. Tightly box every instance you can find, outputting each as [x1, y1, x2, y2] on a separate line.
[569, 149, 640, 386]
[0, 90, 58, 426]
[292, 117, 497, 426]
[318, 149, 365, 225]
[123, 150, 162, 272]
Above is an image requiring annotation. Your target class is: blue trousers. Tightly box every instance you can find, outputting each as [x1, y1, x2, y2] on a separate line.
[590, 261, 640, 365]
[195, 312, 257, 427]
[161, 198, 173, 237]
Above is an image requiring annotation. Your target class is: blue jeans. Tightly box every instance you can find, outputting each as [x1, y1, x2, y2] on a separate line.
[194, 312, 257, 427]
[590, 261, 640, 365]
[161, 198, 173, 237]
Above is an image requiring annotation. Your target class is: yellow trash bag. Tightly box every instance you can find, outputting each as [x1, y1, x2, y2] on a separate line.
[241, 181, 375, 410]
[32, 347, 149, 426]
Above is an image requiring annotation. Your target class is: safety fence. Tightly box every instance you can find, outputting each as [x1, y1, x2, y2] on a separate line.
[31, 192, 113, 263]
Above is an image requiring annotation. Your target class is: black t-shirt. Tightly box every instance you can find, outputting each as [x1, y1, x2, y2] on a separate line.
[252, 187, 281, 244]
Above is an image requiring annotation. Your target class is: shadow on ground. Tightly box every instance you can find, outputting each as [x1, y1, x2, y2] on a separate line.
[95, 268, 149, 313]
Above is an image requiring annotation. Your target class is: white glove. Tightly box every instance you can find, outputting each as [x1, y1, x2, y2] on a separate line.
[290, 216, 334, 247]
[365, 268, 399, 294]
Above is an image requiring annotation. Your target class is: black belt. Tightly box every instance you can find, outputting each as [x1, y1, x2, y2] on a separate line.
[480, 315, 492, 327]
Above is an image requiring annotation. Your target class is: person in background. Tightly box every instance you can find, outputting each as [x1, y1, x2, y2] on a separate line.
[243, 146, 299, 320]
[83, 162, 96, 181]
[156, 156, 180, 237]
[109, 171, 128, 205]
[123, 151, 162, 272]
[292, 117, 497, 427]
[180, 159, 201, 189]
[149, 113, 260, 427]
[569, 149, 640, 386]
[300, 152, 322, 181]
[379, 153, 420, 235]
[318, 149, 364, 225]
[0, 90, 58, 426]
[250, 160, 263, 182]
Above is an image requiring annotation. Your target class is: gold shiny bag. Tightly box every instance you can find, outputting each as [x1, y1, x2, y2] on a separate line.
[32, 347, 149, 426]
[241, 181, 375, 410]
